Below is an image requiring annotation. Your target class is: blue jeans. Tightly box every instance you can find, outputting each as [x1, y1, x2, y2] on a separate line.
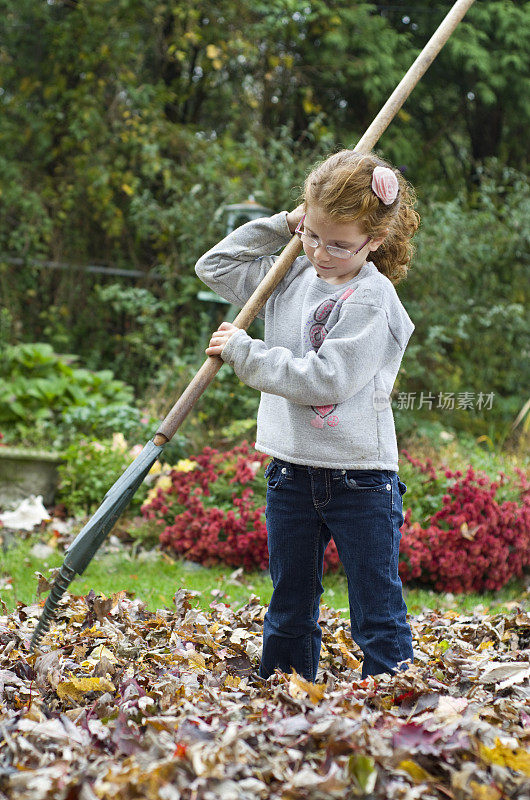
[259, 458, 414, 681]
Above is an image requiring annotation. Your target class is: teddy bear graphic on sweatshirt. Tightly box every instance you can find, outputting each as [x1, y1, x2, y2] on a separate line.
[305, 287, 356, 428]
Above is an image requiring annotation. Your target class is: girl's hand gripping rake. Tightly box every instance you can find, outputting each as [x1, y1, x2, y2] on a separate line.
[30, 0, 475, 653]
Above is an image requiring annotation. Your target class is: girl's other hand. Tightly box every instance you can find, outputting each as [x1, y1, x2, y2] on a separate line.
[286, 203, 306, 235]
[205, 321, 240, 356]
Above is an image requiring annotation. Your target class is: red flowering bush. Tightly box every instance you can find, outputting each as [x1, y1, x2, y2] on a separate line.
[141, 441, 342, 573]
[142, 442, 529, 591]
[398, 450, 530, 593]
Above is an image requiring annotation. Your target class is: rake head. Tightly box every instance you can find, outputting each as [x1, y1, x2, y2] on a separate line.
[30, 439, 164, 653]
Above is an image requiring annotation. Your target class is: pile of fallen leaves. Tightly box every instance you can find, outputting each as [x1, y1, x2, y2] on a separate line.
[1, 589, 529, 800]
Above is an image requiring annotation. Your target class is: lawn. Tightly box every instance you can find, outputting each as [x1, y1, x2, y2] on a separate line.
[1, 531, 528, 619]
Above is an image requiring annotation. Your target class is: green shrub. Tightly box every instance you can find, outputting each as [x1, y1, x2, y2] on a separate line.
[56, 435, 151, 515]
[0, 342, 142, 448]
[401, 159, 529, 446]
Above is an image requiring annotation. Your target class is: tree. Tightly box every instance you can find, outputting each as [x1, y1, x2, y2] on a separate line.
[372, 0, 530, 190]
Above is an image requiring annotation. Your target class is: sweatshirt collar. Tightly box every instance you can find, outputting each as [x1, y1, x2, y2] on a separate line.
[311, 260, 377, 293]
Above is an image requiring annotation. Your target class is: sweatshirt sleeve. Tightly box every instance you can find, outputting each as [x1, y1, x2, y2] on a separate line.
[194, 212, 305, 318]
[220, 303, 402, 406]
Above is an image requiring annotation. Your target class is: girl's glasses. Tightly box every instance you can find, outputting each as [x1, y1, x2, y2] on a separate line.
[295, 214, 371, 260]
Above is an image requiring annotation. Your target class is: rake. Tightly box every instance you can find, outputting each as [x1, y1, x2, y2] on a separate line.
[30, 0, 476, 653]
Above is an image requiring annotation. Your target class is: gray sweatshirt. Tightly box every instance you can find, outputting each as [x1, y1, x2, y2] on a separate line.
[195, 211, 415, 470]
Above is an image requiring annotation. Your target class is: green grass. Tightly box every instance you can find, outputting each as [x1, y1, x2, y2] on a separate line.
[1, 533, 528, 618]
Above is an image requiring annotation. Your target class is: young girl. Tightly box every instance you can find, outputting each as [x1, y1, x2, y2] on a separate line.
[195, 149, 420, 682]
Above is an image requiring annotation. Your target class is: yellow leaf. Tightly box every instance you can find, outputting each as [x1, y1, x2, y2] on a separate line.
[478, 738, 530, 776]
[121, 184, 134, 196]
[288, 670, 326, 704]
[206, 44, 221, 59]
[186, 651, 207, 670]
[335, 628, 351, 646]
[67, 612, 87, 624]
[224, 674, 241, 688]
[476, 434, 494, 448]
[399, 759, 434, 782]
[469, 781, 503, 800]
[24, 706, 47, 723]
[334, 628, 361, 667]
[86, 644, 118, 665]
[302, 97, 322, 115]
[398, 109, 412, 123]
[57, 675, 115, 703]
[477, 640, 494, 651]
[339, 647, 361, 669]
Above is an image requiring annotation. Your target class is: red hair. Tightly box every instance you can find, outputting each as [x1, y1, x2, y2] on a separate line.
[302, 150, 420, 285]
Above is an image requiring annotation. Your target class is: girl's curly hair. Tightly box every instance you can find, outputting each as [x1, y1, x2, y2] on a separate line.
[302, 149, 420, 285]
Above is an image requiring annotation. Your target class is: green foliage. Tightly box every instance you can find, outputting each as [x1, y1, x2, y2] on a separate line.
[125, 518, 163, 551]
[56, 437, 150, 515]
[79, 283, 183, 392]
[398, 459, 452, 529]
[0, 1, 529, 455]
[0, 342, 141, 448]
[398, 159, 529, 447]
[377, 1, 530, 190]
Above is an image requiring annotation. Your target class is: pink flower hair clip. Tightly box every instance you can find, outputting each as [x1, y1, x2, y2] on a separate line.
[372, 166, 399, 205]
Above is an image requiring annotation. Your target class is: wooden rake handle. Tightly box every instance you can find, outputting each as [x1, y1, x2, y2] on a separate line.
[154, 0, 475, 446]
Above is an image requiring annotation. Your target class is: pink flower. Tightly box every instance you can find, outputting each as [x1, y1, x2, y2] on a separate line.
[371, 166, 399, 205]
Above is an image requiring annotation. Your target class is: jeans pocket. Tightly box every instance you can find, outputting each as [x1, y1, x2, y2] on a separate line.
[264, 460, 275, 479]
[265, 461, 288, 490]
[343, 469, 391, 492]
[397, 478, 407, 496]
